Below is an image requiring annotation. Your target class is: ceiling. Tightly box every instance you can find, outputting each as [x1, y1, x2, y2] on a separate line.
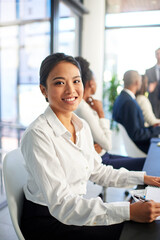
[106, 0, 160, 13]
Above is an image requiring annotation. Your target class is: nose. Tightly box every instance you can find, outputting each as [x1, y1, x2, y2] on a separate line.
[65, 82, 75, 94]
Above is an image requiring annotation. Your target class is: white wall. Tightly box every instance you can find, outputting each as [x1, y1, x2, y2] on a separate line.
[82, 0, 105, 100]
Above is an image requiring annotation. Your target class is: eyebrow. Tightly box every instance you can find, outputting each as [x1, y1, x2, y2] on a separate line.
[52, 77, 65, 81]
[52, 75, 81, 81]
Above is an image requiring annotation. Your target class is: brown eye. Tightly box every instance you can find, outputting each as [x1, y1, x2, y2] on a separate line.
[74, 80, 80, 83]
[55, 81, 64, 85]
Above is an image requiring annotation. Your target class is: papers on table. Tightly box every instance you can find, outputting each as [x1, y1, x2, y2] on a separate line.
[145, 186, 160, 202]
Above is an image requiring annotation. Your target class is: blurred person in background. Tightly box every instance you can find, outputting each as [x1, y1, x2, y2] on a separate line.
[136, 74, 160, 127]
[75, 57, 145, 171]
[146, 48, 160, 118]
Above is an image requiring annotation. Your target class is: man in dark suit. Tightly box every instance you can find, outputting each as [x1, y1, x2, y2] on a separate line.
[113, 70, 160, 154]
[146, 48, 160, 118]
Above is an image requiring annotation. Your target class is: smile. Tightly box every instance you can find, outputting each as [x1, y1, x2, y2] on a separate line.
[62, 97, 77, 102]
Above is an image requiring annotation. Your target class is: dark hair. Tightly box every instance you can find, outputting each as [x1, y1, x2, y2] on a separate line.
[40, 53, 81, 87]
[136, 74, 148, 96]
[75, 56, 93, 87]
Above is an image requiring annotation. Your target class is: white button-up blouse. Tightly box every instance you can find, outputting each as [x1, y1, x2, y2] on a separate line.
[20, 106, 145, 226]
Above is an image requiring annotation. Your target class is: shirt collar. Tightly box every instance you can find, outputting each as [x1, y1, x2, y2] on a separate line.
[123, 88, 136, 99]
[44, 105, 83, 137]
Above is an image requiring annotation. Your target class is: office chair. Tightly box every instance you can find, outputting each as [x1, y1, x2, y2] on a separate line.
[3, 148, 27, 240]
[118, 123, 147, 158]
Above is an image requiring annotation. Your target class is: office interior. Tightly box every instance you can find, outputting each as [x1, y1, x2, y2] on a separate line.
[0, 0, 160, 239]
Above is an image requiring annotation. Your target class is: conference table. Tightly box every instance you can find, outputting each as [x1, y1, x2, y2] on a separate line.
[120, 138, 160, 240]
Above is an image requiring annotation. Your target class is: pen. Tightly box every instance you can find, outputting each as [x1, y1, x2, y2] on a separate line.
[133, 194, 150, 202]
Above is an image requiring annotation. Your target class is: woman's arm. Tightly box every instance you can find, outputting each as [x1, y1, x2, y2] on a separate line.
[136, 95, 160, 126]
[76, 100, 112, 151]
[89, 149, 145, 188]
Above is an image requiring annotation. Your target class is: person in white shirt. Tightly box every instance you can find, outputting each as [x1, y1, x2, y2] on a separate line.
[75, 56, 145, 171]
[20, 53, 160, 240]
[136, 75, 160, 127]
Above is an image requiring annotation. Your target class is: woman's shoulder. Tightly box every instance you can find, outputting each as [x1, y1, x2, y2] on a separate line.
[22, 113, 48, 137]
[136, 95, 149, 104]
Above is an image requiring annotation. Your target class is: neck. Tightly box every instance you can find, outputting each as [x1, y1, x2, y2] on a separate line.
[57, 113, 72, 128]
[57, 112, 76, 141]
[126, 87, 136, 95]
[50, 107, 76, 143]
[51, 107, 72, 128]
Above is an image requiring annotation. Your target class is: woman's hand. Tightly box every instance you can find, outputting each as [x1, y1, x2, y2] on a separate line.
[130, 175, 160, 223]
[86, 97, 105, 118]
[144, 175, 160, 187]
[94, 143, 102, 154]
[130, 201, 160, 223]
[148, 82, 157, 93]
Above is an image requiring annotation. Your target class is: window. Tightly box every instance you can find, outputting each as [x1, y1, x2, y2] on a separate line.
[0, 0, 51, 126]
[57, 1, 80, 56]
[104, 10, 160, 82]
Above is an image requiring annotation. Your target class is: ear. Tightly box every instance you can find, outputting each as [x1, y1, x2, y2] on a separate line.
[89, 79, 95, 88]
[40, 84, 47, 98]
[89, 79, 96, 95]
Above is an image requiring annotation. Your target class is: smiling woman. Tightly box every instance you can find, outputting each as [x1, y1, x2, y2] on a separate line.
[40, 61, 83, 116]
[39, 53, 83, 143]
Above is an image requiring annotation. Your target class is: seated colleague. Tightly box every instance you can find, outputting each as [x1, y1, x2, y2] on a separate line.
[75, 56, 145, 171]
[20, 53, 160, 240]
[136, 74, 160, 127]
[113, 70, 160, 154]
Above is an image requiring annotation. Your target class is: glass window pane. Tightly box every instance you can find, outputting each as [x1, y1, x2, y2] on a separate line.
[58, 31, 76, 55]
[59, 17, 75, 31]
[0, 0, 17, 22]
[106, 10, 160, 28]
[104, 27, 160, 82]
[58, 1, 80, 56]
[0, 0, 51, 22]
[0, 26, 18, 122]
[19, 22, 50, 84]
[18, 20, 50, 126]
[19, 0, 51, 20]
[19, 85, 48, 126]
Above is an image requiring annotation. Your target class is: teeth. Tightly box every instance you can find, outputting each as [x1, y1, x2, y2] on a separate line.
[64, 97, 75, 102]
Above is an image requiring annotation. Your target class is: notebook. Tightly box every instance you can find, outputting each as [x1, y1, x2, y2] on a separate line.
[146, 186, 160, 220]
[146, 186, 160, 202]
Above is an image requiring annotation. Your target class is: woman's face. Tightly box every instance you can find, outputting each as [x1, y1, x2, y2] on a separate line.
[40, 61, 84, 115]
